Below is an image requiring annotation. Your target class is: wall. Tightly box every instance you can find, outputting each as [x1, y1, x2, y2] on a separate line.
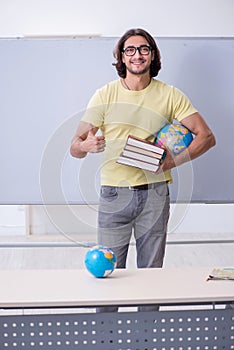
[1, 37, 234, 204]
[0, 206, 25, 236]
[0, 0, 233, 38]
[0, 0, 234, 242]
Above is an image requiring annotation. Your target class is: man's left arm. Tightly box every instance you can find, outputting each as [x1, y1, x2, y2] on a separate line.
[160, 112, 216, 172]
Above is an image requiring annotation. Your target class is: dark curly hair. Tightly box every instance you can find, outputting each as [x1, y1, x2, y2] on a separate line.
[113, 28, 161, 78]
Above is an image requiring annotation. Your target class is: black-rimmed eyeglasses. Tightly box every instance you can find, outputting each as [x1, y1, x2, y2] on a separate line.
[122, 45, 152, 56]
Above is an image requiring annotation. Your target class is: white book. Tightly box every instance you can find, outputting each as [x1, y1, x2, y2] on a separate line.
[127, 135, 165, 155]
[125, 144, 162, 159]
[117, 156, 159, 173]
[122, 149, 160, 165]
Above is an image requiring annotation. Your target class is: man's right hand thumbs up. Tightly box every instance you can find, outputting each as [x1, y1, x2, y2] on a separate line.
[82, 128, 106, 153]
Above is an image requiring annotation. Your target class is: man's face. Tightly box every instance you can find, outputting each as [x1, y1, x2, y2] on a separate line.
[122, 35, 154, 76]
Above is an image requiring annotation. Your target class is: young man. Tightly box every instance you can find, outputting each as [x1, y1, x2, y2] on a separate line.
[70, 28, 215, 311]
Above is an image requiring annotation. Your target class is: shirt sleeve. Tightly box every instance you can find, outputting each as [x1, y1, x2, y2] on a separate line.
[172, 87, 198, 121]
[81, 89, 105, 128]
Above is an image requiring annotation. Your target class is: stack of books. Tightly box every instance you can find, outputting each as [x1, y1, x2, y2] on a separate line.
[117, 135, 166, 173]
[206, 268, 234, 281]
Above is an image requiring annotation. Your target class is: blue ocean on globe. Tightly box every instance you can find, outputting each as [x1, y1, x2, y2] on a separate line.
[85, 245, 117, 278]
[156, 123, 193, 155]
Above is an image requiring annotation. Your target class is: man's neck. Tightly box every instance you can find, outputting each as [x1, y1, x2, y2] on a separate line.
[122, 74, 151, 91]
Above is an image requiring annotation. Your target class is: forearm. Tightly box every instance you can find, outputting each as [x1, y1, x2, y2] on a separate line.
[160, 126, 216, 172]
[175, 128, 216, 166]
[70, 137, 88, 159]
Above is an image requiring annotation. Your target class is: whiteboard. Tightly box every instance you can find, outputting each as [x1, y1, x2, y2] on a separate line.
[0, 37, 233, 204]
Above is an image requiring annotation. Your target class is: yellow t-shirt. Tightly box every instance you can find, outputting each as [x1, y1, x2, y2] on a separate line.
[82, 79, 197, 186]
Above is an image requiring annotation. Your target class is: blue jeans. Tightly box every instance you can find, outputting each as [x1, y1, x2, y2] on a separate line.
[97, 182, 170, 312]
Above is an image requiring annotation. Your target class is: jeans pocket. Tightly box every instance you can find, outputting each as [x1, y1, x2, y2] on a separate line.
[154, 182, 169, 197]
[100, 186, 118, 202]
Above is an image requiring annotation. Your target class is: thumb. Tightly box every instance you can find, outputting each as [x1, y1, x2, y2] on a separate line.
[88, 128, 96, 137]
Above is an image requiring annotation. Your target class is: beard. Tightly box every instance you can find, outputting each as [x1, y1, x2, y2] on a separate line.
[125, 60, 151, 76]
